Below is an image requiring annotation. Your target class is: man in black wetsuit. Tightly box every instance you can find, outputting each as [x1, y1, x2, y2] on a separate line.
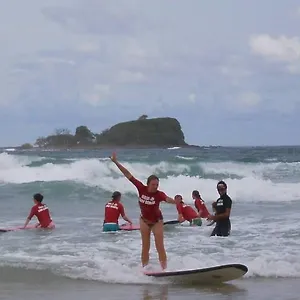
[207, 180, 232, 237]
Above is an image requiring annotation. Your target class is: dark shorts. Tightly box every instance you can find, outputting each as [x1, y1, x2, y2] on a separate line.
[140, 215, 163, 228]
[210, 221, 231, 237]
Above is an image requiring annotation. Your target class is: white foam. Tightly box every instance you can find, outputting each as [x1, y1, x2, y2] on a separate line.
[0, 153, 300, 203]
[2, 152, 300, 282]
[1, 216, 300, 283]
[176, 155, 196, 161]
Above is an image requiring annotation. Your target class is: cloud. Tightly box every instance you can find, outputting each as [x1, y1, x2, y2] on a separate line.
[41, 0, 142, 36]
[219, 55, 252, 86]
[116, 70, 147, 84]
[1, 0, 300, 145]
[237, 91, 261, 108]
[188, 93, 196, 104]
[83, 84, 111, 106]
[249, 34, 300, 73]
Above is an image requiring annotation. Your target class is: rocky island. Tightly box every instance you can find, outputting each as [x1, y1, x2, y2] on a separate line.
[20, 115, 193, 149]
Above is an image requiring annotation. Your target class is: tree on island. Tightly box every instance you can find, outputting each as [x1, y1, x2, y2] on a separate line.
[34, 128, 75, 148]
[75, 126, 96, 145]
[54, 128, 71, 135]
[20, 143, 33, 149]
[138, 114, 148, 120]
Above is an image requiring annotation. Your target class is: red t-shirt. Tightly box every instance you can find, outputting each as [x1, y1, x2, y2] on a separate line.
[104, 200, 125, 223]
[176, 202, 198, 221]
[28, 203, 52, 228]
[130, 177, 167, 223]
[194, 198, 210, 218]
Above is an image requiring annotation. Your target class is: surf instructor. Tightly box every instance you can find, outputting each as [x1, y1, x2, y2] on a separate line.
[208, 181, 232, 237]
[110, 152, 176, 271]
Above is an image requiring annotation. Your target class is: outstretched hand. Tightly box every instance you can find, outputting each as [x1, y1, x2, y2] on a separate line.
[110, 152, 117, 163]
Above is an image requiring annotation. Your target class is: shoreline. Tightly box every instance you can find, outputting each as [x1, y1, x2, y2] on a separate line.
[3, 144, 300, 151]
[6, 144, 201, 151]
[0, 275, 299, 300]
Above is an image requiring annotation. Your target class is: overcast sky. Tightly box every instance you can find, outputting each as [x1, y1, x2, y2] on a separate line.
[1, 0, 300, 146]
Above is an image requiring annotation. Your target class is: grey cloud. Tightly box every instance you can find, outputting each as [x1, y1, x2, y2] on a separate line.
[3, 0, 300, 116]
[42, 0, 142, 36]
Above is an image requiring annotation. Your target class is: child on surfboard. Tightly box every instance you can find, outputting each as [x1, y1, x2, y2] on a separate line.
[174, 195, 202, 226]
[23, 193, 55, 229]
[110, 152, 176, 271]
[103, 191, 132, 232]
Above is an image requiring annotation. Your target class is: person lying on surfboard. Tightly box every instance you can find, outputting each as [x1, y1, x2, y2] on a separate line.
[110, 152, 176, 271]
[207, 180, 232, 237]
[23, 193, 55, 229]
[103, 191, 132, 232]
[174, 195, 202, 226]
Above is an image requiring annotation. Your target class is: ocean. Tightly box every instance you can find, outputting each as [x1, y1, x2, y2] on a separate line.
[0, 146, 300, 300]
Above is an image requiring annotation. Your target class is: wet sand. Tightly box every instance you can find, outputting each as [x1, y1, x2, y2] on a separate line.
[1, 276, 299, 300]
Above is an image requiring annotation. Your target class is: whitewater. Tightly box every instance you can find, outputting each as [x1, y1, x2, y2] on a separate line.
[0, 146, 300, 299]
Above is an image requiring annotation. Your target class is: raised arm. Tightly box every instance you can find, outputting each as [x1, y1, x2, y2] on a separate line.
[110, 152, 133, 180]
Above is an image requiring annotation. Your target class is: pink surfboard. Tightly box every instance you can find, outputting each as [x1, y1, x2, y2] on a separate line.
[119, 224, 140, 231]
[0, 225, 37, 233]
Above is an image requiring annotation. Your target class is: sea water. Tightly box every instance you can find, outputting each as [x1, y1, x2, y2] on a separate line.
[0, 146, 299, 300]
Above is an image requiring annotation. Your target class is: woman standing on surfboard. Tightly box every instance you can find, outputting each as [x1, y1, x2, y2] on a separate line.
[110, 152, 176, 271]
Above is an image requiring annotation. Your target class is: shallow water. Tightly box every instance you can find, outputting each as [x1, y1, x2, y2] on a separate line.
[0, 146, 300, 298]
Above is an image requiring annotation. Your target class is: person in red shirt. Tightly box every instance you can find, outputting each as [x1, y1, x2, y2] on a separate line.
[175, 195, 202, 226]
[103, 191, 132, 232]
[192, 190, 210, 218]
[23, 193, 55, 229]
[110, 152, 176, 271]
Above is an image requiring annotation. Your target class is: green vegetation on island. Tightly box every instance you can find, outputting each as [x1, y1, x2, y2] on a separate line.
[22, 116, 191, 149]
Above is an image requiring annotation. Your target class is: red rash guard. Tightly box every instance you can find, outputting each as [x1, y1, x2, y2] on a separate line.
[194, 198, 210, 218]
[129, 177, 167, 223]
[28, 203, 52, 228]
[104, 200, 125, 223]
[176, 202, 198, 221]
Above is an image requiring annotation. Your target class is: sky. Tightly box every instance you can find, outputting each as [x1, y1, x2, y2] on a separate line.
[1, 0, 300, 146]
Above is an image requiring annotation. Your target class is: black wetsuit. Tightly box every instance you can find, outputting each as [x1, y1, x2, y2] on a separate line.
[210, 194, 232, 237]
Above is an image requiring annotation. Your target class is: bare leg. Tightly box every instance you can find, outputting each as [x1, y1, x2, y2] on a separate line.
[139, 217, 151, 267]
[152, 220, 167, 270]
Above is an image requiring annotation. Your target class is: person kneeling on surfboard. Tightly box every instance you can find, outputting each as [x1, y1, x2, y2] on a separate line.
[110, 152, 176, 271]
[103, 191, 132, 232]
[192, 190, 210, 219]
[192, 190, 215, 226]
[23, 193, 55, 229]
[174, 195, 202, 226]
[207, 181, 232, 237]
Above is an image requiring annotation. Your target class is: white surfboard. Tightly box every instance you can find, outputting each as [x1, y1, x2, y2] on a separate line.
[144, 263, 248, 284]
